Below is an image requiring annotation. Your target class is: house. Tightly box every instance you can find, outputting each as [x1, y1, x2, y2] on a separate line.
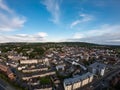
[88, 62, 106, 76]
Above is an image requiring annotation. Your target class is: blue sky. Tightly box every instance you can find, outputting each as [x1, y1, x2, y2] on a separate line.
[0, 0, 120, 45]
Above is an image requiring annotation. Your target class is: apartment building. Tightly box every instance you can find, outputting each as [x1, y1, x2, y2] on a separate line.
[0, 63, 8, 72]
[88, 62, 106, 76]
[63, 72, 93, 90]
[22, 67, 48, 73]
[0, 63, 15, 80]
[20, 59, 38, 64]
[22, 71, 56, 80]
[8, 55, 28, 61]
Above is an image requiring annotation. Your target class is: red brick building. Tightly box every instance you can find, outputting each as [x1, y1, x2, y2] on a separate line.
[0, 63, 15, 80]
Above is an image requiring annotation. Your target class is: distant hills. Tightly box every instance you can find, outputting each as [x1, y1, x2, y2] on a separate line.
[0, 42, 120, 48]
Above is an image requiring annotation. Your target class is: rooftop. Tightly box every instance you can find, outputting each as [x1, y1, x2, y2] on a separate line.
[89, 62, 106, 69]
[64, 72, 93, 85]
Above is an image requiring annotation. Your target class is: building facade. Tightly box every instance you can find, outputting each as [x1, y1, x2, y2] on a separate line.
[63, 72, 93, 90]
[88, 62, 106, 76]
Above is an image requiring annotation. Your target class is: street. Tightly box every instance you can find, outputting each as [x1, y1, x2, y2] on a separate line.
[0, 78, 15, 90]
[0, 84, 5, 90]
[92, 68, 120, 90]
[0, 79, 7, 90]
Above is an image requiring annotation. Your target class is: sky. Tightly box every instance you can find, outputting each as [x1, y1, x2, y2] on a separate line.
[0, 0, 120, 45]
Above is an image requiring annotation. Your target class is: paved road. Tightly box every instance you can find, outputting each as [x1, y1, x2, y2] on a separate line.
[0, 79, 6, 90]
[0, 84, 5, 90]
[0, 78, 15, 90]
[92, 68, 120, 90]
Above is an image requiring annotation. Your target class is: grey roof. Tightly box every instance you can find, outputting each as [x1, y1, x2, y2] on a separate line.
[89, 62, 106, 69]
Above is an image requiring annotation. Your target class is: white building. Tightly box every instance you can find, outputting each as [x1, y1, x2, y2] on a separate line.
[43, 58, 50, 66]
[88, 62, 106, 76]
[20, 59, 38, 64]
[63, 72, 93, 90]
[8, 55, 27, 61]
[56, 64, 65, 71]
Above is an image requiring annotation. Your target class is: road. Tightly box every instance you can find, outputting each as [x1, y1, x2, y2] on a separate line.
[0, 78, 15, 90]
[0, 79, 7, 90]
[0, 85, 5, 90]
[92, 68, 120, 90]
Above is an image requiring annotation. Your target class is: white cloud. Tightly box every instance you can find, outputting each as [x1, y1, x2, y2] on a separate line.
[41, 0, 61, 24]
[0, 0, 26, 31]
[37, 32, 48, 38]
[0, 0, 13, 13]
[73, 24, 120, 38]
[107, 39, 120, 43]
[70, 14, 93, 28]
[73, 33, 85, 39]
[67, 24, 120, 45]
[0, 32, 48, 43]
[15, 34, 29, 37]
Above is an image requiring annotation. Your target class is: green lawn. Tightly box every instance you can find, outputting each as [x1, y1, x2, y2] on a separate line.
[40, 77, 51, 85]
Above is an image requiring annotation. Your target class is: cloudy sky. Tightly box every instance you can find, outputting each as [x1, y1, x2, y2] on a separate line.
[0, 0, 120, 45]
